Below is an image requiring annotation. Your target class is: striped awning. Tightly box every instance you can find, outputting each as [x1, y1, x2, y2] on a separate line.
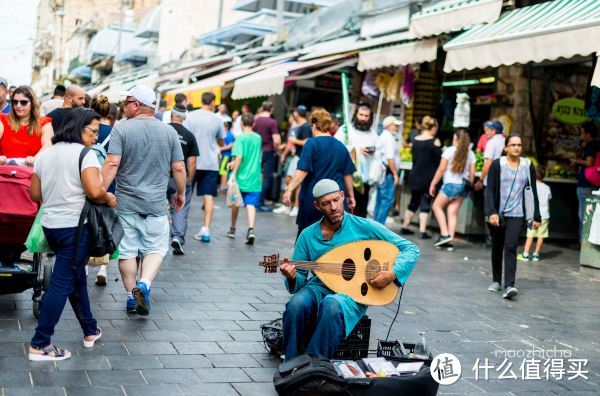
[409, 0, 503, 38]
[444, 0, 600, 72]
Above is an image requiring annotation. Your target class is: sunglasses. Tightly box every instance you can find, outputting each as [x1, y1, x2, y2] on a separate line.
[11, 99, 30, 107]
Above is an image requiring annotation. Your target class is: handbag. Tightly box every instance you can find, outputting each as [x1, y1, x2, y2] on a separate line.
[76, 147, 124, 258]
[584, 152, 600, 187]
[523, 159, 535, 223]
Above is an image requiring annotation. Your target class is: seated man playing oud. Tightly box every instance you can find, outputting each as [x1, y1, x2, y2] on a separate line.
[280, 179, 419, 360]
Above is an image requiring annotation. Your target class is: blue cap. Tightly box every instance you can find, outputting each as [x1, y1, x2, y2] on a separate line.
[297, 105, 307, 112]
[484, 120, 503, 133]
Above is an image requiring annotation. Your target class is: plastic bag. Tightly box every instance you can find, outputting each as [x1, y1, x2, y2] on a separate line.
[227, 179, 243, 208]
[25, 207, 52, 253]
[588, 203, 600, 245]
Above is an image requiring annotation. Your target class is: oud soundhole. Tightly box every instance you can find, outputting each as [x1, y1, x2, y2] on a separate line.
[361, 282, 368, 296]
[364, 247, 371, 261]
[365, 260, 381, 282]
[341, 259, 355, 281]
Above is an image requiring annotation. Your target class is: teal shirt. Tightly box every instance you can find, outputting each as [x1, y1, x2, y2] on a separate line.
[232, 132, 262, 192]
[286, 213, 420, 336]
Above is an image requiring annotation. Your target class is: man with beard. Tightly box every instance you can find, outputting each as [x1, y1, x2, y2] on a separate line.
[279, 179, 419, 360]
[334, 103, 378, 217]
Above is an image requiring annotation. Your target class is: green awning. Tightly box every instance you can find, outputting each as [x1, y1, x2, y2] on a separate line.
[444, 0, 600, 72]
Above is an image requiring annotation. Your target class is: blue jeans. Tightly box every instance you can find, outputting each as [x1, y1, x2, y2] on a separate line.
[282, 287, 345, 360]
[374, 173, 395, 224]
[31, 226, 97, 348]
[167, 179, 193, 244]
[576, 187, 594, 239]
[260, 151, 277, 205]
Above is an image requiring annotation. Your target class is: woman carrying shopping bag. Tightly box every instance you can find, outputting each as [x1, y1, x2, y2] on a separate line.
[28, 108, 116, 361]
[485, 135, 541, 300]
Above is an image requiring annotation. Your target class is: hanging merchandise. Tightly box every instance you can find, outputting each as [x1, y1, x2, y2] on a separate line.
[453, 92, 470, 128]
[375, 67, 403, 102]
[588, 202, 600, 245]
[400, 65, 415, 108]
[361, 71, 380, 98]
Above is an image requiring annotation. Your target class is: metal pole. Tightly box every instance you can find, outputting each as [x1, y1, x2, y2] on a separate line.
[276, 0, 284, 42]
[117, 0, 125, 57]
[217, 0, 224, 29]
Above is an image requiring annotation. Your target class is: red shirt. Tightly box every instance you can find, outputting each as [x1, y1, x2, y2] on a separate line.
[0, 113, 51, 158]
[253, 116, 278, 153]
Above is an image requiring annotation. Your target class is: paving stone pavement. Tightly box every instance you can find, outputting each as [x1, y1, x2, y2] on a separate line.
[1, 196, 599, 395]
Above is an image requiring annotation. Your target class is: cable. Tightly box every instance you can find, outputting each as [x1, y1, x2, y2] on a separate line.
[385, 284, 404, 342]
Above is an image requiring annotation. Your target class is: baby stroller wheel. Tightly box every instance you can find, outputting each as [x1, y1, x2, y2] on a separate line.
[33, 300, 41, 319]
[42, 259, 53, 292]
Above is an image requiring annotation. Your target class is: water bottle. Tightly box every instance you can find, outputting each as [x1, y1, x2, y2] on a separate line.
[414, 332, 428, 359]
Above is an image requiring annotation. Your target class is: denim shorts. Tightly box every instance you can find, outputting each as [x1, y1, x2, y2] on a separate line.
[118, 213, 169, 259]
[441, 183, 468, 199]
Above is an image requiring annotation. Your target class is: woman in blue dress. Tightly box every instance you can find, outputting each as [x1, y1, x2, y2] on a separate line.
[282, 109, 356, 235]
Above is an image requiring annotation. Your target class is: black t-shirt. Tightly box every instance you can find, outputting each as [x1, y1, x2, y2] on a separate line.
[408, 138, 441, 190]
[170, 123, 200, 166]
[295, 122, 313, 157]
[47, 107, 73, 132]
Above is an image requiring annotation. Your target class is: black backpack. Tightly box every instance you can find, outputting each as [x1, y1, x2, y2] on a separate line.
[77, 147, 124, 257]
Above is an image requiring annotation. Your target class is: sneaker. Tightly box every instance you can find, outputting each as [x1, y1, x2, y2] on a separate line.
[400, 227, 414, 235]
[419, 232, 432, 240]
[245, 228, 256, 245]
[488, 282, 501, 292]
[95, 267, 107, 286]
[443, 243, 454, 251]
[83, 328, 102, 348]
[288, 207, 299, 217]
[126, 297, 136, 314]
[531, 253, 540, 262]
[200, 234, 211, 243]
[171, 239, 184, 255]
[434, 235, 452, 247]
[226, 227, 236, 238]
[132, 282, 151, 316]
[273, 205, 290, 215]
[517, 253, 530, 262]
[502, 286, 518, 299]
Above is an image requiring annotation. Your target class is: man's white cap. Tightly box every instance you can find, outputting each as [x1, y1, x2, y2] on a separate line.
[120, 85, 157, 109]
[382, 116, 402, 129]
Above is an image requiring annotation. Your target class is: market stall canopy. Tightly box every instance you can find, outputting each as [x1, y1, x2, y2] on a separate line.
[231, 53, 354, 99]
[115, 47, 156, 66]
[196, 9, 299, 49]
[86, 82, 110, 97]
[443, 0, 600, 73]
[593, 54, 600, 88]
[69, 66, 92, 80]
[358, 38, 438, 71]
[234, 0, 341, 13]
[87, 26, 147, 61]
[409, 0, 503, 38]
[167, 64, 264, 95]
[135, 4, 162, 38]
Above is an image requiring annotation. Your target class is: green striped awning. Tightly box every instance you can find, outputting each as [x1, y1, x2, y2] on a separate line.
[409, 0, 503, 38]
[444, 0, 600, 72]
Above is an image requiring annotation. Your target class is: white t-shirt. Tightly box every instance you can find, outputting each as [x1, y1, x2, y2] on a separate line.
[442, 146, 476, 185]
[34, 143, 101, 228]
[40, 98, 63, 116]
[536, 181, 552, 220]
[335, 125, 378, 180]
[483, 134, 505, 185]
[377, 129, 400, 168]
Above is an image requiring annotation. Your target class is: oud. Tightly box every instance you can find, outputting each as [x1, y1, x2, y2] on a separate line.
[259, 240, 400, 306]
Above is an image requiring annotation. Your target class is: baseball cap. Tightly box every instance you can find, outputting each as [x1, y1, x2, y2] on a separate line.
[120, 85, 157, 109]
[484, 120, 503, 133]
[382, 116, 402, 129]
[0, 77, 8, 88]
[221, 115, 232, 123]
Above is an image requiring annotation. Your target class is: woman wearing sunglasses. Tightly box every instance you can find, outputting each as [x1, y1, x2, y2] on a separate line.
[485, 135, 541, 300]
[0, 85, 54, 166]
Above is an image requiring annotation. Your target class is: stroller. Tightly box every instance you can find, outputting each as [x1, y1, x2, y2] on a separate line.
[0, 163, 54, 318]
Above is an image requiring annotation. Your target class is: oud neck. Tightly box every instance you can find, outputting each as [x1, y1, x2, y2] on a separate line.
[284, 260, 321, 270]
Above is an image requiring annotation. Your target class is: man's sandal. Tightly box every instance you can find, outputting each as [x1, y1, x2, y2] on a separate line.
[28, 345, 71, 361]
[83, 327, 102, 348]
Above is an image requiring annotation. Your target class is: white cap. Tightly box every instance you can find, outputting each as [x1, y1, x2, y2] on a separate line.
[382, 116, 402, 129]
[120, 85, 157, 109]
[221, 115, 232, 123]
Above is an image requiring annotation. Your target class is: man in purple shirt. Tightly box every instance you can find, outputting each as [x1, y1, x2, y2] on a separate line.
[253, 101, 281, 211]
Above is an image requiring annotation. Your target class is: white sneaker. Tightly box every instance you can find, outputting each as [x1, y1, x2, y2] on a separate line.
[96, 266, 107, 286]
[289, 207, 299, 217]
[273, 205, 290, 215]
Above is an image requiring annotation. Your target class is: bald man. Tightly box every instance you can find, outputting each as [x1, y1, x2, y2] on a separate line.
[47, 85, 86, 131]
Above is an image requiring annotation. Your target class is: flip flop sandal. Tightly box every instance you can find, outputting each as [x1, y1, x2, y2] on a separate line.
[83, 327, 102, 348]
[28, 344, 71, 361]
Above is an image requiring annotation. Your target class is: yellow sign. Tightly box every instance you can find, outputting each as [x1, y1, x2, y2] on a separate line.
[552, 98, 589, 125]
[163, 86, 221, 109]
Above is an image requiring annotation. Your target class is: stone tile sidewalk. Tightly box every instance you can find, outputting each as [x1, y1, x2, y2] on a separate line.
[0, 197, 598, 395]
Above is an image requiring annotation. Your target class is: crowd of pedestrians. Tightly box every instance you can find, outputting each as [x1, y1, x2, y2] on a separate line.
[1, 74, 597, 362]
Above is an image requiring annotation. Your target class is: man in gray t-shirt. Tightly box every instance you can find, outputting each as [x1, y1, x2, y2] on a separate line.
[182, 91, 225, 242]
[102, 85, 186, 317]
